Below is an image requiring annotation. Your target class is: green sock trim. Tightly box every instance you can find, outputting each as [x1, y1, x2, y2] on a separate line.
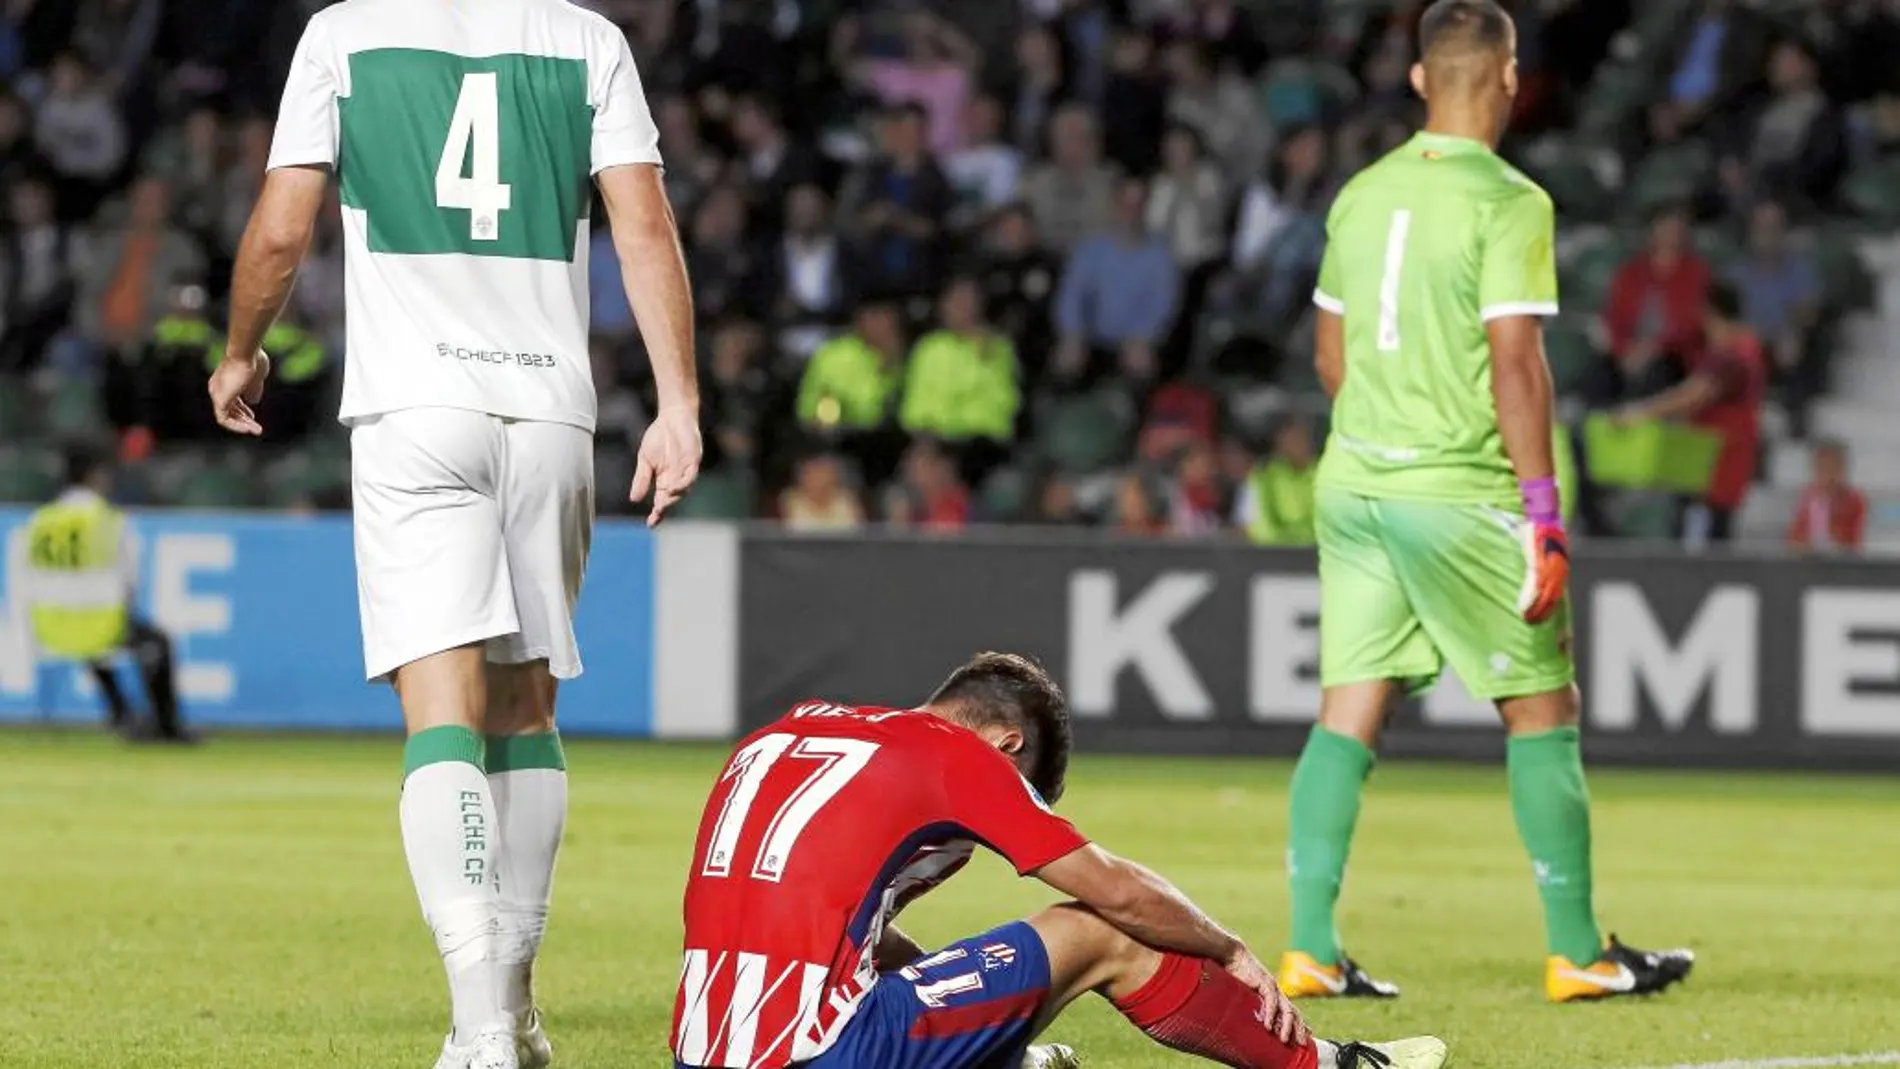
[1507, 724, 1603, 962]
[485, 731, 566, 774]
[1287, 726, 1376, 963]
[404, 725, 486, 778]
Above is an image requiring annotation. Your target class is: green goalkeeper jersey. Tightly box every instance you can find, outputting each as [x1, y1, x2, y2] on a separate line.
[1313, 131, 1559, 508]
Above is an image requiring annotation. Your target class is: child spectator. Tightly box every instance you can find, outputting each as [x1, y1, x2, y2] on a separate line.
[1787, 439, 1866, 554]
[780, 453, 866, 532]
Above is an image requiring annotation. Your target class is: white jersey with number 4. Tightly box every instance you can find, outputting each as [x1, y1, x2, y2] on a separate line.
[269, 0, 661, 432]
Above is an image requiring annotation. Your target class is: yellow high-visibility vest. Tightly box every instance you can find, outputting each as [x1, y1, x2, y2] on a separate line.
[23, 499, 128, 660]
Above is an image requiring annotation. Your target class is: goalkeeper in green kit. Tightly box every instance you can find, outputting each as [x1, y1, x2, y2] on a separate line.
[1275, 0, 1695, 1005]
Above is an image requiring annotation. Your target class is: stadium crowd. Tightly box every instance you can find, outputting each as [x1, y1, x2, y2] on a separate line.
[0, 0, 1890, 552]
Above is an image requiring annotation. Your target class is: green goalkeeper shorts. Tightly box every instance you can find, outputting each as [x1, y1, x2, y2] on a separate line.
[1316, 486, 1574, 701]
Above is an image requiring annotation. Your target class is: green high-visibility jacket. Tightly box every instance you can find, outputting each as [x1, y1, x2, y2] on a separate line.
[898, 330, 1020, 443]
[23, 496, 129, 660]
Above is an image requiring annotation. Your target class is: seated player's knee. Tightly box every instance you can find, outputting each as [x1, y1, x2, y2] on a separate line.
[1030, 902, 1160, 986]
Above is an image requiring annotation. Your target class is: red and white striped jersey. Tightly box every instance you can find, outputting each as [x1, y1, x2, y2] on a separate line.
[671, 702, 1088, 1069]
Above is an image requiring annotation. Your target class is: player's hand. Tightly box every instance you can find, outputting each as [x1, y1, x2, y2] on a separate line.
[1225, 948, 1310, 1047]
[1519, 520, 1571, 624]
[633, 403, 703, 527]
[208, 350, 271, 436]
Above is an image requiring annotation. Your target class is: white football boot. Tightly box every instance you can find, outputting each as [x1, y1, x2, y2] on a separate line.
[432, 1026, 521, 1069]
[1322, 1036, 1449, 1069]
[1023, 1044, 1081, 1069]
[517, 1010, 553, 1069]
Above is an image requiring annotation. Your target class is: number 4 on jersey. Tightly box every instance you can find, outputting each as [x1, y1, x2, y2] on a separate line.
[436, 72, 513, 241]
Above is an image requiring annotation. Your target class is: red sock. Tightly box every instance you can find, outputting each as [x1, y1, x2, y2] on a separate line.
[1112, 952, 1319, 1069]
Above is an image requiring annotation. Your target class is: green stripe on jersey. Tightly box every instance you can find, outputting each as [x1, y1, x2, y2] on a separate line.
[1314, 131, 1559, 507]
[339, 49, 591, 262]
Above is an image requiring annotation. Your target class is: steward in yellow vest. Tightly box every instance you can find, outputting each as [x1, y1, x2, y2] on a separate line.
[1240, 420, 1319, 547]
[21, 449, 190, 741]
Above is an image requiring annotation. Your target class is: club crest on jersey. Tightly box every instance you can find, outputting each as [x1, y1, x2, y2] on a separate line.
[979, 943, 1018, 970]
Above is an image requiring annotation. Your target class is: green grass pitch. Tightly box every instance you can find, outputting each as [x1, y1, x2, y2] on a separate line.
[2, 731, 1895, 1068]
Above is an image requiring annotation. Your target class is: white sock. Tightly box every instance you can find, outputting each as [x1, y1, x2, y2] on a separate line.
[401, 756, 508, 1042]
[488, 740, 568, 1024]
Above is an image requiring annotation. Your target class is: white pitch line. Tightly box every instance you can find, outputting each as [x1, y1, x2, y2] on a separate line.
[1609, 1053, 1900, 1069]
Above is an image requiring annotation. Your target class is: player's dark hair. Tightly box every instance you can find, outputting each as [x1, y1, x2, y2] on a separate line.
[1706, 279, 1744, 323]
[928, 652, 1072, 805]
[1418, 0, 1512, 60]
[62, 442, 109, 488]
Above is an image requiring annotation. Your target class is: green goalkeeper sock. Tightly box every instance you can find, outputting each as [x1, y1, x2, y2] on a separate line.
[1287, 726, 1374, 964]
[1507, 726, 1604, 964]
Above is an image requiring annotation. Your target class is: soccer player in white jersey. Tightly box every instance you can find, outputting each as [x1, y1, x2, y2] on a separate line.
[209, 2, 700, 1068]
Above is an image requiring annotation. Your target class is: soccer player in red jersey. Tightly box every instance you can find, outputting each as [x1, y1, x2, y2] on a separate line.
[671, 653, 1449, 1069]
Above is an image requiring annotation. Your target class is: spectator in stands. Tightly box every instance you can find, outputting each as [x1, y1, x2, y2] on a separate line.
[684, 184, 763, 325]
[799, 298, 906, 435]
[1005, 21, 1069, 158]
[107, 280, 216, 442]
[767, 183, 854, 360]
[857, 9, 978, 155]
[214, 116, 271, 257]
[144, 107, 226, 252]
[72, 175, 204, 367]
[1236, 418, 1319, 547]
[1226, 124, 1335, 332]
[1787, 439, 1867, 554]
[945, 93, 1023, 229]
[1022, 104, 1118, 255]
[1731, 199, 1824, 421]
[704, 317, 774, 474]
[839, 102, 952, 298]
[1112, 472, 1164, 536]
[1151, 0, 1267, 76]
[588, 213, 637, 345]
[1147, 124, 1231, 295]
[1718, 37, 1846, 214]
[68, 0, 162, 101]
[1602, 204, 1710, 397]
[780, 452, 866, 532]
[901, 276, 1020, 484]
[0, 176, 75, 371]
[975, 205, 1059, 376]
[893, 438, 970, 531]
[1615, 281, 1766, 548]
[1035, 473, 1085, 526]
[1164, 39, 1266, 185]
[1136, 381, 1219, 465]
[0, 92, 45, 183]
[1100, 25, 1168, 177]
[654, 95, 722, 221]
[1662, 0, 1768, 131]
[1167, 439, 1225, 536]
[729, 93, 820, 236]
[1054, 178, 1180, 386]
[33, 53, 125, 207]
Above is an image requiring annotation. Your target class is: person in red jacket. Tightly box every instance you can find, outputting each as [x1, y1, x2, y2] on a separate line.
[1787, 439, 1868, 553]
[1603, 204, 1711, 387]
[1617, 280, 1766, 547]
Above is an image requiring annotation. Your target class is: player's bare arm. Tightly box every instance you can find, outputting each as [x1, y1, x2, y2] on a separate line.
[211, 165, 329, 436]
[1315, 309, 1345, 399]
[597, 162, 702, 524]
[1035, 844, 1243, 966]
[1036, 844, 1307, 1045]
[1487, 315, 1556, 481]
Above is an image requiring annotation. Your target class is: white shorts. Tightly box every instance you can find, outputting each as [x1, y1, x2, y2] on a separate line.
[351, 407, 594, 682]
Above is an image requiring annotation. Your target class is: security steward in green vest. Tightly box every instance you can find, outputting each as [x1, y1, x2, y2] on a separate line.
[1239, 418, 1319, 547]
[22, 448, 189, 741]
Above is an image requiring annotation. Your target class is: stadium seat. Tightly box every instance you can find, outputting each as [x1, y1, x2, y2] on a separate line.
[977, 465, 1033, 523]
[1521, 139, 1615, 223]
[669, 468, 754, 521]
[1544, 317, 1598, 395]
[1039, 389, 1135, 475]
[45, 378, 106, 439]
[0, 376, 38, 441]
[1814, 223, 1875, 311]
[1840, 158, 1900, 229]
[174, 460, 260, 510]
[0, 446, 61, 503]
[1623, 141, 1712, 220]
